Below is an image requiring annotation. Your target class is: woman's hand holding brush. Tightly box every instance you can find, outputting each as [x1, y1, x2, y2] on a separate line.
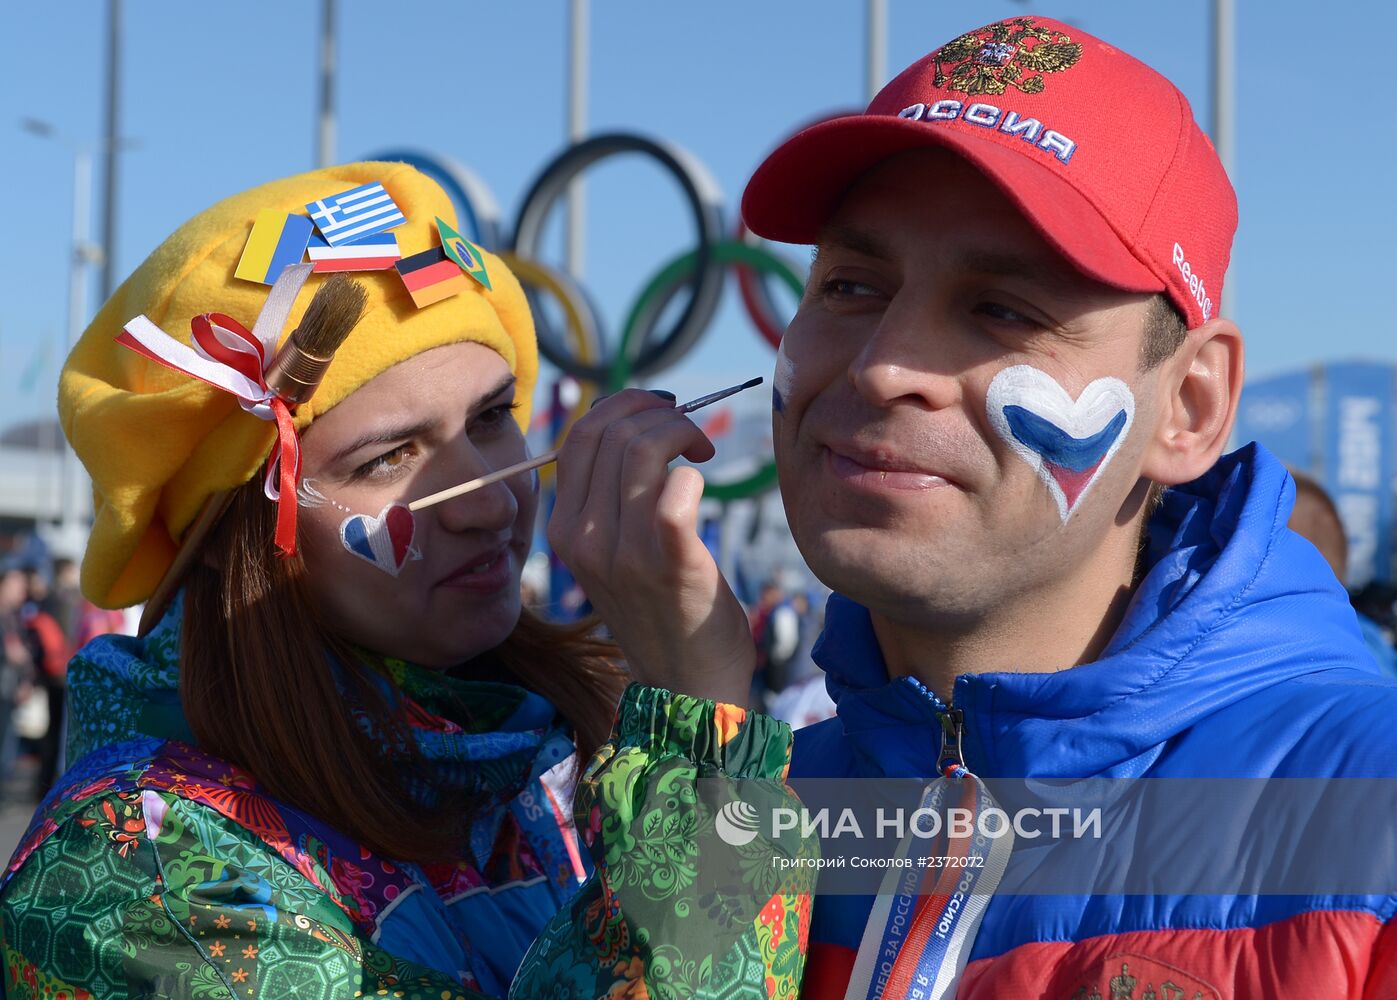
[537, 381, 763, 706]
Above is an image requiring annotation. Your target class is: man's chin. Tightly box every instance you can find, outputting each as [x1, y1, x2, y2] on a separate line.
[802, 536, 952, 609]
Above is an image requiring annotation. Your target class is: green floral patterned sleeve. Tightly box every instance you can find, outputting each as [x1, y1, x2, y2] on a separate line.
[512, 683, 818, 999]
[1, 791, 483, 1000]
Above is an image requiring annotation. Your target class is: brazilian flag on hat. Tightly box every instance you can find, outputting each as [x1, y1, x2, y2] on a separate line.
[436, 217, 491, 290]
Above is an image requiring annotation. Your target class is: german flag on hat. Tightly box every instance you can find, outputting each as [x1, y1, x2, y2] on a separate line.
[394, 246, 471, 308]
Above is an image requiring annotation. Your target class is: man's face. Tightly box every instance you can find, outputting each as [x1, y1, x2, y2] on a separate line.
[774, 148, 1166, 625]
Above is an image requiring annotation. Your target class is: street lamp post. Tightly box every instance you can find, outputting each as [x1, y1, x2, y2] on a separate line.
[19, 119, 117, 557]
[58, 148, 97, 549]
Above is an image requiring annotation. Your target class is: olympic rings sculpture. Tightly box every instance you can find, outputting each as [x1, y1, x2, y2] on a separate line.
[369, 133, 808, 500]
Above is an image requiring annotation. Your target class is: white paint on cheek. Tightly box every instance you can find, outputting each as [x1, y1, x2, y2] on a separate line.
[296, 477, 325, 508]
[298, 477, 352, 513]
[984, 364, 1136, 524]
[774, 338, 796, 412]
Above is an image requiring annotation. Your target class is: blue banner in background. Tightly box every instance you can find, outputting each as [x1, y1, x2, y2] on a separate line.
[1322, 363, 1395, 586]
[1231, 364, 1397, 587]
[543, 378, 587, 620]
[1234, 371, 1313, 469]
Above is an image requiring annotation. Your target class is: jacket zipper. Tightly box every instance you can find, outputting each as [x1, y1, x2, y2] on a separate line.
[938, 706, 966, 776]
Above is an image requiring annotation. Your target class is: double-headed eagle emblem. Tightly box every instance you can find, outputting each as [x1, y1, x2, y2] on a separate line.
[933, 18, 1083, 96]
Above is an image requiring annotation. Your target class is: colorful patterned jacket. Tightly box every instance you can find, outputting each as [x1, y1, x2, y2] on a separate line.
[790, 445, 1397, 997]
[0, 597, 814, 999]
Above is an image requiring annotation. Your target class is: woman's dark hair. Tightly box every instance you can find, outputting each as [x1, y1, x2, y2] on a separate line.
[182, 476, 626, 862]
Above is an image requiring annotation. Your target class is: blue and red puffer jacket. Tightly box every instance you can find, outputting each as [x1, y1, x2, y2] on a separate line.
[790, 444, 1397, 998]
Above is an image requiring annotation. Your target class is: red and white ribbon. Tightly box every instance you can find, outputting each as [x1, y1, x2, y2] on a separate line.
[115, 263, 314, 557]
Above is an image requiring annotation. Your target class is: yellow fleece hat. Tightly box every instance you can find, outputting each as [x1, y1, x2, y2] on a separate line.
[60, 161, 538, 609]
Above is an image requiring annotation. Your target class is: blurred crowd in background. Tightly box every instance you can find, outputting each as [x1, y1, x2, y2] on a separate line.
[0, 550, 130, 807]
[520, 551, 837, 726]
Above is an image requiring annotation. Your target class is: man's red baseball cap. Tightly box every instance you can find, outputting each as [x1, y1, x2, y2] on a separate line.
[741, 16, 1236, 329]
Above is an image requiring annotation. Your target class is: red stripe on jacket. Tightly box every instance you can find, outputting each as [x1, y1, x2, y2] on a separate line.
[801, 909, 1392, 998]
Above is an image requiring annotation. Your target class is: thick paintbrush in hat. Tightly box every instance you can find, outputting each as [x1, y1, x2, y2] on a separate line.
[133, 270, 368, 635]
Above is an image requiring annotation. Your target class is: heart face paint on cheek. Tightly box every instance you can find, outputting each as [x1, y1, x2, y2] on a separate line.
[773, 338, 794, 414]
[339, 503, 423, 577]
[986, 365, 1135, 523]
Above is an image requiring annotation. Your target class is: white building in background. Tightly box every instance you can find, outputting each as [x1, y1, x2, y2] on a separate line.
[0, 418, 91, 560]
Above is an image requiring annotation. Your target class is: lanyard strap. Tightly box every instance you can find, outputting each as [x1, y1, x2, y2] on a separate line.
[844, 770, 1015, 1000]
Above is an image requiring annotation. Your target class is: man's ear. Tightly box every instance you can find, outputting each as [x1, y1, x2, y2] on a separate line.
[1139, 317, 1244, 486]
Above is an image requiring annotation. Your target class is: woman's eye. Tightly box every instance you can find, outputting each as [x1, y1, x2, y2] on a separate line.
[353, 445, 415, 480]
[473, 401, 521, 430]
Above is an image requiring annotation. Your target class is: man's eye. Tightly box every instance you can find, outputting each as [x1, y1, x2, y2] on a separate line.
[821, 278, 880, 298]
[975, 301, 1035, 325]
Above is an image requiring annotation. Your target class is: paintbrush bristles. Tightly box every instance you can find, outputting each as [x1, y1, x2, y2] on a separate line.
[263, 274, 367, 405]
[292, 273, 367, 358]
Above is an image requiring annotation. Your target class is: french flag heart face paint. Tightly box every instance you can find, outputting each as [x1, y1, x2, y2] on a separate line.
[339, 503, 422, 577]
[986, 365, 1135, 523]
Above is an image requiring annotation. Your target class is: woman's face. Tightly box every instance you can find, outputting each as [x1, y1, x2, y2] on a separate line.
[296, 342, 538, 667]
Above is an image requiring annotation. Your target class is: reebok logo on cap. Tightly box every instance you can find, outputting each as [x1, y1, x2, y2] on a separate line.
[1173, 242, 1214, 322]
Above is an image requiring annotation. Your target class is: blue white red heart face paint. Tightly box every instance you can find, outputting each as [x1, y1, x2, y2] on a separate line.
[986, 365, 1135, 523]
[299, 480, 425, 577]
[338, 503, 422, 577]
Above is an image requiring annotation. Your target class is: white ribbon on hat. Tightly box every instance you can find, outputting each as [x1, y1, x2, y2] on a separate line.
[115, 263, 314, 510]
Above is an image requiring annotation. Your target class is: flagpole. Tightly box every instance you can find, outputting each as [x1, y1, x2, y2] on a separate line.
[566, 0, 588, 280]
[866, 0, 887, 103]
[316, 0, 337, 168]
[97, 0, 121, 303]
[1212, 0, 1235, 318]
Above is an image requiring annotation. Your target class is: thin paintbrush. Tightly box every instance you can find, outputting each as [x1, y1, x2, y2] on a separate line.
[408, 376, 764, 511]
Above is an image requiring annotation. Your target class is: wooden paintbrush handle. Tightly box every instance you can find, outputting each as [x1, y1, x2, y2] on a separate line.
[407, 448, 561, 511]
[407, 377, 764, 512]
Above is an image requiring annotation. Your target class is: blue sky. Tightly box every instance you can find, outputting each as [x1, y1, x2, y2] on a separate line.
[3, 0, 1392, 439]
